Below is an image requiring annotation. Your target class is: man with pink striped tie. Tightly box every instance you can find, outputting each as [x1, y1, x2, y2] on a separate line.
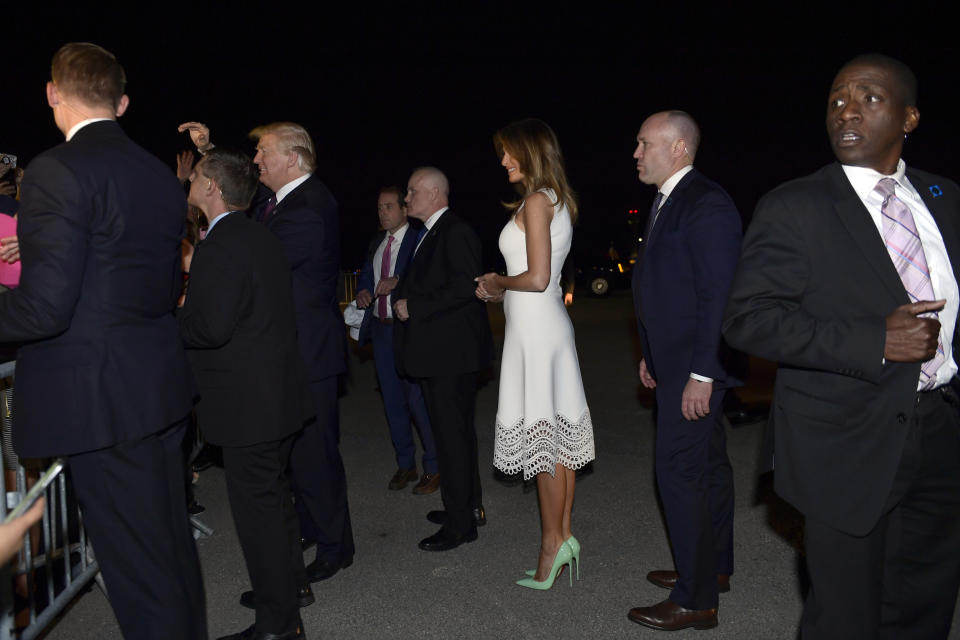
[355, 187, 439, 494]
[724, 54, 960, 639]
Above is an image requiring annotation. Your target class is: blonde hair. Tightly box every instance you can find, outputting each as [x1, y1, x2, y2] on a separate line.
[249, 122, 316, 173]
[493, 118, 578, 223]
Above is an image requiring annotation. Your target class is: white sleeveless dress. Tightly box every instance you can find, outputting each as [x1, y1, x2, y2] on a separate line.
[492, 189, 595, 480]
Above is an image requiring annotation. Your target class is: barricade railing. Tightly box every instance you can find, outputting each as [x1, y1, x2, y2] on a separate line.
[1, 363, 101, 640]
[341, 270, 359, 308]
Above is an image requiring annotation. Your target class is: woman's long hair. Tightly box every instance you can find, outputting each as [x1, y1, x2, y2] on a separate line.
[493, 118, 579, 223]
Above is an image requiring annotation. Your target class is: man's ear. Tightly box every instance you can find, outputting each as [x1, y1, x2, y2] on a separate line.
[903, 106, 919, 135]
[46, 82, 59, 108]
[115, 94, 130, 118]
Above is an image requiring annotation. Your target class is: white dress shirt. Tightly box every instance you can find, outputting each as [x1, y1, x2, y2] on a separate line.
[275, 174, 311, 204]
[842, 159, 959, 389]
[372, 223, 409, 319]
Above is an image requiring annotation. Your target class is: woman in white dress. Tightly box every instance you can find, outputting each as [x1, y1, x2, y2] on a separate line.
[475, 119, 594, 590]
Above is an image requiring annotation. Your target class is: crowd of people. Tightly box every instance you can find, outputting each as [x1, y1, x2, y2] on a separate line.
[1, 41, 959, 640]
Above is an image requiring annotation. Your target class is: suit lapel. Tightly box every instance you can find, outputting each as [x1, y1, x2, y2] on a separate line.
[410, 211, 447, 268]
[266, 177, 309, 226]
[395, 225, 419, 277]
[909, 169, 960, 287]
[826, 164, 908, 304]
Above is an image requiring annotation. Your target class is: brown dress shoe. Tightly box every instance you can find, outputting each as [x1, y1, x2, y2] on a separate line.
[647, 570, 730, 593]
[628, 598, 718, 631]
[412, 472, 440, 495]
[388, 468, 418, 490]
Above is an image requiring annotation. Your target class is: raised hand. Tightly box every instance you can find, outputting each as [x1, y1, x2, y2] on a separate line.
[177, 122, 213, 152]
[176, 150, 195, 183]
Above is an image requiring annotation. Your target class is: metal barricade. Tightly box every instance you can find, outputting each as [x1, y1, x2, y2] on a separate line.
[0, 364, 100, 640]
[341, 270, 359, 307]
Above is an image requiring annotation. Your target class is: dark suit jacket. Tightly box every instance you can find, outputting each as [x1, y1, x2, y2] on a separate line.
[0, 121, 194, 457]
[356, 224, 421, 347]
[631, 168, 743, 390]
[262, 175, 346, 381]
[723, 162, 960, 536]
[179, 212, 311, 446]
[393, 210, 493, 378]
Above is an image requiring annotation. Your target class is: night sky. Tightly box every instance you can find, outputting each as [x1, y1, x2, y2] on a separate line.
[7, 3, 959, 271]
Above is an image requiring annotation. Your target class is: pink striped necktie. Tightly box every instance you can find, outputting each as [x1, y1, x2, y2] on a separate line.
[377, 234, 394, 319]
[876, 177, 945, 388]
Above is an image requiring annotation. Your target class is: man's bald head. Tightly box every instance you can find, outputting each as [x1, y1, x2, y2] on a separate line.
[634, 110, 700, 188]
[663, 110, 701, 160]
[405, 166, 450, 221]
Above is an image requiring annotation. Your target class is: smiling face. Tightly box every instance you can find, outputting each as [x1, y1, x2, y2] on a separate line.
[252, 133, 294, 192]
[500, 149, 526, 184]
[826, 62, 919, 175]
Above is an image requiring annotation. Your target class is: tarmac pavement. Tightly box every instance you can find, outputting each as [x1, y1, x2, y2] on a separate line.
[41, 291, 960, 639]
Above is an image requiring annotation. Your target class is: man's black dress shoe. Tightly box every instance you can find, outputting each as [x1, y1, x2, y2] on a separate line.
[239, 585, 315, 610]
[215, 620, 306, 640]
[418, 527, 478, 551]
[306, 555, 353, 582]
[426, 505, 486, 527]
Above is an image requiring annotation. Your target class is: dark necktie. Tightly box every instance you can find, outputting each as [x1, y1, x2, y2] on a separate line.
[259, 196, 277, 223]
[644, 192, 664, 241]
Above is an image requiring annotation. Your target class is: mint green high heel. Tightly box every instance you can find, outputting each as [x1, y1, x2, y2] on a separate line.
[526, 535, 580, 580]
[566, 535, 580, 580]
[516, 541, 574, 590]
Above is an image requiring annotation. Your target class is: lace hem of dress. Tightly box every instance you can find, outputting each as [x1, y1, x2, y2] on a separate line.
[493, 409, 595, 481]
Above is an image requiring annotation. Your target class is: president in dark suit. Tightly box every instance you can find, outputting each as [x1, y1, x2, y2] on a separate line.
[393, 167, 493, 551]
[355, 186, 439, 494]
[248, 122, 355, 583]
[179, 149, 312, 640]
[627, 112, 741, 631]
[723, 54, 960, 639]
[0, 43, 205, 639]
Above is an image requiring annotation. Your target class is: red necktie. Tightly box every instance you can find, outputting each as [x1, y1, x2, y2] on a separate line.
[259, 196, 276, 223]
[377, 235, 394, 319]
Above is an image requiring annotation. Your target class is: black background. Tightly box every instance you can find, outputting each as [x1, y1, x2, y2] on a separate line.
[6, 2, 958, 270]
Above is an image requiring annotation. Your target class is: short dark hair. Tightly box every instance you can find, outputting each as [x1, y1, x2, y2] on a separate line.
[199, 149, 260, 211]
[841, 53, 918, 107]
[51, 42, 126, 109]
[378, 185, 405, 203]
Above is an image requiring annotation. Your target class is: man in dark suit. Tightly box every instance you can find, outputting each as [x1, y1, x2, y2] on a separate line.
[0, 43, 205, 639]
[355, 186, 439, 494]
[627, 111, 741, 631]
[393, 167, 493, 551]
[246, 122, 355, 583]
[180, 148, 312, 640]
[724, 54, 960, 639]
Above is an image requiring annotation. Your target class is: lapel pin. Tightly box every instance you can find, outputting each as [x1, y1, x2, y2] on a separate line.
[929, 184, 943, 198]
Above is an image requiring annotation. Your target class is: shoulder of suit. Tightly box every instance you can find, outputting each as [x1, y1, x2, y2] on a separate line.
[908, 167, 960, 196]
[759, 163, 841, 202]
[671, 169, 738, 209]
